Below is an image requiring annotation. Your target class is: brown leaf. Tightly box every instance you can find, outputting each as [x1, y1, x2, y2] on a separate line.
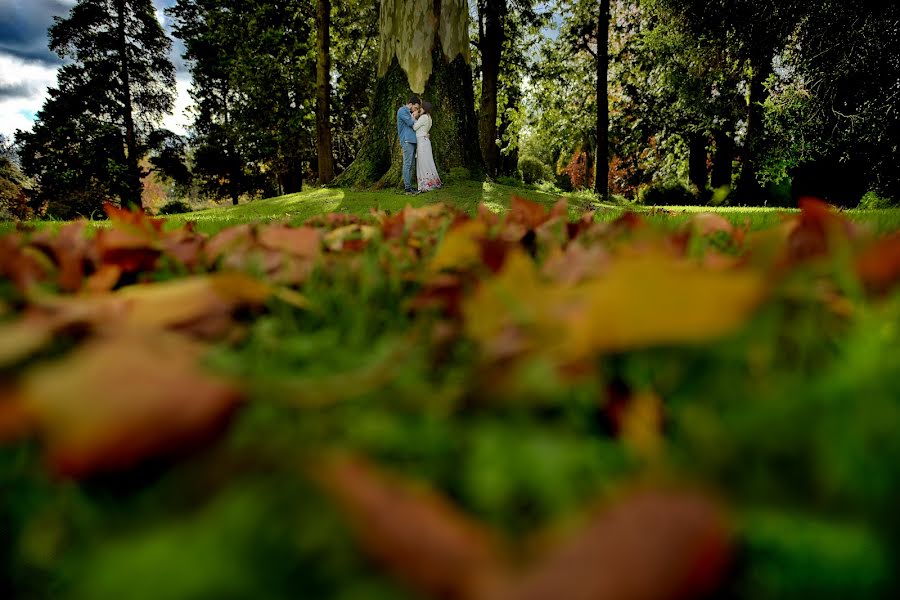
[500, 488, 732, 600]
[787, 197, 858, 262]
[318, 455, 509, 600]
[16, 331, 241, 477]
[28, 273, 270, 339]
[204, 224, 255, 265]
[257, 225, 321, 258]
[507, 196, 550, 231]
[856, 232, 900, 293]
[688, 212, 734, 237]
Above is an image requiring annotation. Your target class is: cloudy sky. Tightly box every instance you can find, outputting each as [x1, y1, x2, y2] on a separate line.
[0, 0, 192, 140]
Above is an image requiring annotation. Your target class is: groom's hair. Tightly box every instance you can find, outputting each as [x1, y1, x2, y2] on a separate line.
[407, 95, 421, 106]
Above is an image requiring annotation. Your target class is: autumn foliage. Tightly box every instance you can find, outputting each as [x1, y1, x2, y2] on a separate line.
[2, 197, 900, 598]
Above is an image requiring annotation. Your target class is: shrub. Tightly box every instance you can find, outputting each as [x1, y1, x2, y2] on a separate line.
[494, 175, 522, 187]
[565, 147, 594, 190]
[637, 179, 696, 206]
[858, 191, 895, 209]
[519, 155, 550, 184]
[157, 200, 192, 215]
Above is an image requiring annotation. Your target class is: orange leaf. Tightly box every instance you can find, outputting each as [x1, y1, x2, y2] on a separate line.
[317, 455, 508, 600]
[16, 331, 241, 477]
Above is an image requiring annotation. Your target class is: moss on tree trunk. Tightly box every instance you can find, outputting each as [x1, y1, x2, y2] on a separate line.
[334, 41, 482, 189]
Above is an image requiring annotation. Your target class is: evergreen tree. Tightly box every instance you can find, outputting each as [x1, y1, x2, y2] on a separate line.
[17, 0, 175, 216]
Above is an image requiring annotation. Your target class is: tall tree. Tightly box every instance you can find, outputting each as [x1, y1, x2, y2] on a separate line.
[17, 0, 175, 214]
[169, 0, 314, 203]
[595, 0, 609, 197]
[652, 0, 804, 203]
[476, 0, 507, 177]
[336, 0, 482, 187]
[316, 0, 335, 184]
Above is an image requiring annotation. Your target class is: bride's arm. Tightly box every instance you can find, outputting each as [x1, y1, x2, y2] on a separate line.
[413, 115, 426, 131]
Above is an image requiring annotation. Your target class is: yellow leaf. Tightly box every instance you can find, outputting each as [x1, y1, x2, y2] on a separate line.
[428, 220, 487, 273]
[567, 254, 766, 357]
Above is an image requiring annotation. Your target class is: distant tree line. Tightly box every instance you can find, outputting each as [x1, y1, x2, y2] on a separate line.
[4, 0, 898, 219]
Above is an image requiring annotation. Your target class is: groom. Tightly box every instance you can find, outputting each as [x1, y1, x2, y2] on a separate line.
[397, 95, 421, 194]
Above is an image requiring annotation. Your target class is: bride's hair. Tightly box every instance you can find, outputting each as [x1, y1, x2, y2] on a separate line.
[421, 101, 432, 115]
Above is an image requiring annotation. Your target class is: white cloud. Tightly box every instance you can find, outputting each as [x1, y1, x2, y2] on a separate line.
[161, 76, 194, 136]
[0, 53, 58, 140]
[0, 54, 193, 140]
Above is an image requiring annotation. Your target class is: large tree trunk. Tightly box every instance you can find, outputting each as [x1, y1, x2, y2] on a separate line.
[688, 131, 708, 194]
[711, 128, 733, 189]
[478, 0, 506, 178]
[115, 0, 142, 209]
[594, 0, 610, 198]
[735, 52, 773, 204]
[316, 0, 334, 184]
[335, 0, 481, 188]
[335, 50, 481, 189]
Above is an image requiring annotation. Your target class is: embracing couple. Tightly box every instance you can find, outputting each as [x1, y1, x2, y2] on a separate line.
[396, 95, 442, 195]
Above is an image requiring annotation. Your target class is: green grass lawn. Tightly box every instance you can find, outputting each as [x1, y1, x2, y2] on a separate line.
[5, 179, 900, 235]
[165, 180, 900, 235]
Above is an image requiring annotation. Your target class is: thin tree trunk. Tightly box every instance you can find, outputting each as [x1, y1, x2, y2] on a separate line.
[478, 0, 505, 178]
[711, 128, 733, 189]
[595, 0, 610, 198]
[221, 84, 240, 206]
[316, 0, 334, 183]
[736, 52, 773, 204]
[115, 0, 141, 209]
[688, 131, 708, 194]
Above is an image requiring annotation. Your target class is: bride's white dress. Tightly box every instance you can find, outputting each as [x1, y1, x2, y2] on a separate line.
[413, 114, 442, 191]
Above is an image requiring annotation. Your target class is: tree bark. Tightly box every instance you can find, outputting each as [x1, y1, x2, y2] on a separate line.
[316, 0, 334, 184]
[735, 52, 773, 204]
[594, 0, 610, 198]
[115, 0, 142, 209]
[478, 0, 506, 178]
[688, 131, 708, 193]
[335, 43, 482, 188]
[711, 128, 733, 189]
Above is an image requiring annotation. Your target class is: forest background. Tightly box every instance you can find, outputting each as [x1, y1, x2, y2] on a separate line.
[1, 0, 898, 220]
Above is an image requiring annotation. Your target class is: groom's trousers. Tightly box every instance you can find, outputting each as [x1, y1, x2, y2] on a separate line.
[402, 141, 417, 190]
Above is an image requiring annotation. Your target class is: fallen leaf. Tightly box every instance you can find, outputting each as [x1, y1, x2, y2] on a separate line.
[257, 225, 321, 258]
[500, 488, 731, 600]
[16, 331, 241, 477]
[429, 220, 489, 273]
[855, 232, 900, 293]
[317, 455, 508, 600]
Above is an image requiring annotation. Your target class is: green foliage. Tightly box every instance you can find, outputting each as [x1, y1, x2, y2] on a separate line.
[858, 191, 895, 210]
[157, 200, 192, 215]
[518, 155, 551, 184]
[17, 0, 175, 215]
[636, 179, 695, 206]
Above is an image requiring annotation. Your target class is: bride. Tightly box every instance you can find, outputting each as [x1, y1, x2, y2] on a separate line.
[412, 101, 442, 192]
